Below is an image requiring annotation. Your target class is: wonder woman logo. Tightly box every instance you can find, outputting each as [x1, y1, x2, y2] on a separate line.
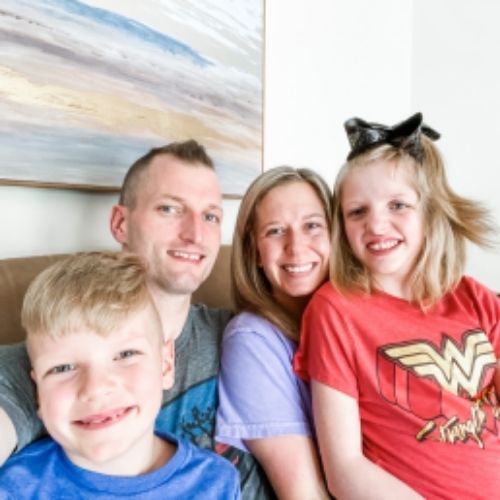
[377, 330, 496, 419]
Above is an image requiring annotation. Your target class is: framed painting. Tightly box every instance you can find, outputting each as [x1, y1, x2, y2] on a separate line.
[0, 0, 263, 197]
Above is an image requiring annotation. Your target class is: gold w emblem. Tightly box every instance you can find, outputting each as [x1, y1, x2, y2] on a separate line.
[381, 330, 496, 397]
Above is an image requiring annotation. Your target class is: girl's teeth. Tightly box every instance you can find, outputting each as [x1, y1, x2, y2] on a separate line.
[284, 263, 313, 273]
[369, 240, 398, 251]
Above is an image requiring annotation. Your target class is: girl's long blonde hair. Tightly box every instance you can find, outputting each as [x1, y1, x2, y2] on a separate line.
[331, 137, 496, 306]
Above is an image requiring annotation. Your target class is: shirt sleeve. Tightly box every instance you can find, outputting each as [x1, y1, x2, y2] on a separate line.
[294, 290, 360, 399]
[0, 342, 45, 451]
[216, 315, 311, 452]
[467, 277, 500, 357]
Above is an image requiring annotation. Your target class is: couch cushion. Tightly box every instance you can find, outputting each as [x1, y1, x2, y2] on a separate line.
[0, 246, 232, 345]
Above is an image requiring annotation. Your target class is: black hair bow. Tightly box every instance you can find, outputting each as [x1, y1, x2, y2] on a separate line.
[344, 112, 440, 162]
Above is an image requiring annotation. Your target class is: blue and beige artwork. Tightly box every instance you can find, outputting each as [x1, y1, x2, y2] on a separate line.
[0, 0, 262, 194]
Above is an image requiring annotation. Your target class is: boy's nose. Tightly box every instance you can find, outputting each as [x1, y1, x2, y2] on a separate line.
[79, 368, 115, 402]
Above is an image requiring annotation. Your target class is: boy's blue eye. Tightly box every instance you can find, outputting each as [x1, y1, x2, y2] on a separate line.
[48, 364, 75, 375]
[116, 349, 140, 360]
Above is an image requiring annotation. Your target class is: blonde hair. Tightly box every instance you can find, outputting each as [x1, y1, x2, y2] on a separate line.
[232, 166, 332, 341]
[331, 137, 497, 306]
[22, 251, 161, 341]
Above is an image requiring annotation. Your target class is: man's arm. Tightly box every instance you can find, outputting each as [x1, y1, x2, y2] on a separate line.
[0, 408, 16, 464]
[312, 380, 423, 499]
[0, 343, 44, 465]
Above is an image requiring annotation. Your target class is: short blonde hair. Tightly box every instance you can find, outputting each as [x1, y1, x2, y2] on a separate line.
[22, 251, 161, 341]
[232, 166, 332, 341]
[331, 137, 496, 306]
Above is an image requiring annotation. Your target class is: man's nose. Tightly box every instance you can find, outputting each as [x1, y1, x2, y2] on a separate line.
[179, 212, 203, 244]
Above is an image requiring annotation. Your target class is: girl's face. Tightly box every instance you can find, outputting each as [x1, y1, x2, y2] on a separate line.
[255, 181, 330, 312]
[341, 159, 424, 299]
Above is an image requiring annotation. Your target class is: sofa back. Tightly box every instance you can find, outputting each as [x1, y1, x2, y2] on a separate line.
[0, 246, 232, 345]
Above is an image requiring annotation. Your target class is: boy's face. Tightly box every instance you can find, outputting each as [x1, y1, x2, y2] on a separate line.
[29, 304, 174, 473]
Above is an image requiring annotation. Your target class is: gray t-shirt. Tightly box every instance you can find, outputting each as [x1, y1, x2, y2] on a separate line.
[0, 304, 275, 499]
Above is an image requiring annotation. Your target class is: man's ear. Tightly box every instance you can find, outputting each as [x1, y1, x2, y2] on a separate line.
[109, 204, 129, 246]
[161, 340, 175, 390]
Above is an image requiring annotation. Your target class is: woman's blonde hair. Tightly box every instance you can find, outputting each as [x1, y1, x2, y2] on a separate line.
[331, 137, 496, 306]
[22, 251, 161, 340]
[232, 166, 332, 341]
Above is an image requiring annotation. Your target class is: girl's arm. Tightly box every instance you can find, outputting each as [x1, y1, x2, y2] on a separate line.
[312, 380, 423, 499]
[246, 435, 329, 500]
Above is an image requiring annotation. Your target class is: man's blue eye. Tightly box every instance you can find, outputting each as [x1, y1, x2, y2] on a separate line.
[160, 205, 176, 213]
[205, 213, 220, 224]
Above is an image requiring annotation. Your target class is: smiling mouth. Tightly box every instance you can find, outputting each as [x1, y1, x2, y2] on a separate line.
[167, 250, 204, 262]
[282, 263, 315, 274]
[367, 239, 400, 251]
[74, 406, 135, 430]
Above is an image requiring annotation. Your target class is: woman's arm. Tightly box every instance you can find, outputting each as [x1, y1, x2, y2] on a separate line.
[246, 435, 329, 500]
[312, 380, 423, 499]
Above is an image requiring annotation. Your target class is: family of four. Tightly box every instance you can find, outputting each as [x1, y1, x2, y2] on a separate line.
[0, 113, 499, 499]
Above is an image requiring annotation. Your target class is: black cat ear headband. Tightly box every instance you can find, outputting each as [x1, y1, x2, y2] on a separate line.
[344, 112, 440, 162]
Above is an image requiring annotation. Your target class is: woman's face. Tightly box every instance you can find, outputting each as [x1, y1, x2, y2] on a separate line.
[254, 181, 331, 311]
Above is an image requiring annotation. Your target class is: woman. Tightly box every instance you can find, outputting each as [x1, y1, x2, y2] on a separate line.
[216, 167, 331, 499]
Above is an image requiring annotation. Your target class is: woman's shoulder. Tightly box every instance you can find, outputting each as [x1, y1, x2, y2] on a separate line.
[224, 311, 295, 349]
[226, 310, 277, 332]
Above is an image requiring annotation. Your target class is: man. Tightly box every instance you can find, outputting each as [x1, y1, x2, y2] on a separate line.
[0, 140, 274, 499]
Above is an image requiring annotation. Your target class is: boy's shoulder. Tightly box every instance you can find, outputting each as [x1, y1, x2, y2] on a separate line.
[0, 437, 58, 494]
[0, 433, 240, 499]
[159, 431, 239, 486]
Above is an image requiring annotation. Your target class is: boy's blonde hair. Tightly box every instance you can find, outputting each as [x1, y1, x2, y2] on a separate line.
[232, 166, 332, 341]
[331, 137, 496, 306]
[22, 251, 160, 341]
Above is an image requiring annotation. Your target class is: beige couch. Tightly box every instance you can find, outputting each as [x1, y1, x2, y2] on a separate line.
[0, 246, 232, 345]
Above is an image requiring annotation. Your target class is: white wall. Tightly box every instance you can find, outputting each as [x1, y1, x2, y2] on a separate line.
[1, 0, 499, 288]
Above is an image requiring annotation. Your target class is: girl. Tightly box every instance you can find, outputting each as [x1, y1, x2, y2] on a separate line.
[216, 167, 331, 499]
[295, 113, 499, 499]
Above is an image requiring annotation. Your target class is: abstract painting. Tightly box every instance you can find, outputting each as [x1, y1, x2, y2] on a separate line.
[0, 0, 263, 196]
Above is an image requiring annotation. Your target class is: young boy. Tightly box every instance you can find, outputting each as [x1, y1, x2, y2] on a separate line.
[0, 252, 240, 499]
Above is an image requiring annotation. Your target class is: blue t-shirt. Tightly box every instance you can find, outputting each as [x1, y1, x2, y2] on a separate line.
[0, 432, 240, 499]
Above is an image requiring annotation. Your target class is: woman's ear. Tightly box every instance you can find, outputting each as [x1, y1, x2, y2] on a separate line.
[161, 340, 175, 390]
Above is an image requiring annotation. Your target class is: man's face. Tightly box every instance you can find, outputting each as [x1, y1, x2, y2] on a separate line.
[112, 155, 223, 296]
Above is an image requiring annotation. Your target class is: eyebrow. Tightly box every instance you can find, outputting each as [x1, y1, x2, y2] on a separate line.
[258, 212, 326, 229]
[157, 194, 223, 213]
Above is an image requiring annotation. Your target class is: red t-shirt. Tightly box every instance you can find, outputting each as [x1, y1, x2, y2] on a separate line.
[294, 276, 500, 500]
